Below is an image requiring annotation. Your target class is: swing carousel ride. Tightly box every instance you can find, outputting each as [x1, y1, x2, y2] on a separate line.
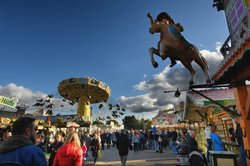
[0, 77, 125, 128]
[57, 76, 112, 123]
[32, 76, 126, 127]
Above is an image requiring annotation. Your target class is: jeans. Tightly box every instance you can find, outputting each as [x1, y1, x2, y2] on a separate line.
[149, 139, 153, 150]
[239, 145, 247, 166]
[155, 141, 159, 150]
[171, 142, 177, 154]
[120, 155, 127, 166]
[134, 142, 139, 153]
[92, 151, 98, 163]
[158, 142, 163, 153]
[101, 143, 105, 150]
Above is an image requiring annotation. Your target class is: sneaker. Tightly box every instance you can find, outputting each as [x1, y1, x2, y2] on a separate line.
[84, 158, 86, 161]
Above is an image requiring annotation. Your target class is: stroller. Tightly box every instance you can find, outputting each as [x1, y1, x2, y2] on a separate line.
[189, 151, 205, 166]
[176, 140, 205, 166]
[176, 140, 189, 166]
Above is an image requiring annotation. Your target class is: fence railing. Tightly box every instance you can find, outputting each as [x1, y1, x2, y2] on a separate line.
[220, 6, 250, 58]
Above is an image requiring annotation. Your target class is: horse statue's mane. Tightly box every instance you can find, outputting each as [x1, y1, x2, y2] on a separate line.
[147, 12, 211, 85]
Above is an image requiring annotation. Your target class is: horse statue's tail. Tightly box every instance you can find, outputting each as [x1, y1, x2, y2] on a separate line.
[192, 46, 209, 70]
[201, 56, 209, 70]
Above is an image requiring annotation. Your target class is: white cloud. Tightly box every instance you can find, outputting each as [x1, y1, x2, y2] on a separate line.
[119, 46, 224, 113]
[0, 83, 76, 114]
[0, 83, 46, 106]
[1, 46, 224, 116]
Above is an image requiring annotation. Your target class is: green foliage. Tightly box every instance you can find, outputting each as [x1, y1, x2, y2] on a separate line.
[122, 115, 152, 130]
[92, 120, 104, 127]
[144, 119, 153, 130]
[111, 120, 120, 126]
[122, 115, 139, 130]
[106, 120, 120, 126]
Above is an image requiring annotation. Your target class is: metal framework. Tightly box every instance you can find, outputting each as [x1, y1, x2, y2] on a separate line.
[165, 83, 240, 117]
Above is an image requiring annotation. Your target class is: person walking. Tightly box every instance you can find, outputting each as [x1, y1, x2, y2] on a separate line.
[111, 132, 117, 147]
[117, 130, 131, 166]
[48, 133, 64, 166]
[106, 132, 111, 149]
[53, 131, 83, 166]
[81, 140, 87, 162]
[132, 131, 140, 154]
[100, 132, 106, 150]
[90, 133, 100, 165]
[171, 129, 178, 154]
[81, 132, 92, 160]
[157, 131, 163, 153]
[0, 116, 47, 166]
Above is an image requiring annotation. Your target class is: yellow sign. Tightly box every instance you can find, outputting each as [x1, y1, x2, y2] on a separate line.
[0, 95, 18, 109]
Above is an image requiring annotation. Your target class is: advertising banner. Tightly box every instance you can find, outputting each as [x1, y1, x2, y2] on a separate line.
[0, 95, 18, 109]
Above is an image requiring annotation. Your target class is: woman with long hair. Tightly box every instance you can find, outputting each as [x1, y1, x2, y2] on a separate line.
[53, 132, 83, 166]
[132, 131, 140, 154]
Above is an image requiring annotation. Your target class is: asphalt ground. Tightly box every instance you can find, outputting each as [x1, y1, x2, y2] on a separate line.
[85, 147, 177, 166]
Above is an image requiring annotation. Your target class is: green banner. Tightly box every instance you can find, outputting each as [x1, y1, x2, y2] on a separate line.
[204, 99, 235, 114]
[203, 99, 235, 106]
[0, 95, 18, 109]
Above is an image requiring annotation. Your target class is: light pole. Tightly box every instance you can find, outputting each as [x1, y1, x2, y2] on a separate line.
[164, 88, 186, 98]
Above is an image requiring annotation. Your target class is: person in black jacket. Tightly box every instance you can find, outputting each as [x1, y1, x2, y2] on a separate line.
[117, 130, 131, 166]
[47, 133, 63, 166]
[90, 133, 100, 165]
[187, 130, 198, 153]
[187, 130, 206, 166]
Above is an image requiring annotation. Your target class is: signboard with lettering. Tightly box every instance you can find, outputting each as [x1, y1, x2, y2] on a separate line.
[0, 95, 18, 109]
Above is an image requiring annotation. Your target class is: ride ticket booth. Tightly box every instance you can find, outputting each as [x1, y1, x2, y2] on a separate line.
[209, 151, 238, 166]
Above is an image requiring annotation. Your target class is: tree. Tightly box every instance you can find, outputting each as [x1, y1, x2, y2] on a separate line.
[106, 120, 120, 126]
[138, 118, 152, 130]
[144, 119, 153, 130]
[92, 120, 104, 128]
[111, 119, 120, 126]
[122, 115, 139, 130]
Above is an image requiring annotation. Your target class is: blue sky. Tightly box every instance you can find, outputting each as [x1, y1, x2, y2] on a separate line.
[0, 1, 228, 120]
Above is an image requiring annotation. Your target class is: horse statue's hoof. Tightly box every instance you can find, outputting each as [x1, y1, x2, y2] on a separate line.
[189, 80, 194, 85]
[206, 79, 211, 84]
[147, 13, 152, 18]
[152, 62, 158, 68]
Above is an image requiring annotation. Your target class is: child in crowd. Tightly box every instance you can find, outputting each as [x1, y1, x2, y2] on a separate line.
[82, 140, 87, 161]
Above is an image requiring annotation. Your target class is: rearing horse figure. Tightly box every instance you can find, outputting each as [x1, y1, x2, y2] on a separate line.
[147, 13, 211, 85]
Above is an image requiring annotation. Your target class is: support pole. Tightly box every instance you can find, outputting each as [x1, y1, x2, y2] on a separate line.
[77, 96, 91, 122]
[233, 85, 250, 162]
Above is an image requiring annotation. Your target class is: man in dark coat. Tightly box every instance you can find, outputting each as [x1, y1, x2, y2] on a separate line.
[117, 130, 131, 166]
[0, 116, 47, 166]
[235, 117, 247, 166]
[47, 133, 63, 166]
[90, 133, 100, 165]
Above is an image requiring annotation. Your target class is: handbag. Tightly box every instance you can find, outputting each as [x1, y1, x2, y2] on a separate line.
[98, 150, 102, 158]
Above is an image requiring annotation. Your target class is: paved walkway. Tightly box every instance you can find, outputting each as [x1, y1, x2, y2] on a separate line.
[85, 147, 177, 166]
